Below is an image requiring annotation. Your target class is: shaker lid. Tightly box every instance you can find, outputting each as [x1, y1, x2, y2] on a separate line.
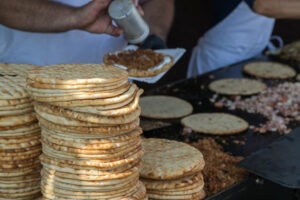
[109, 0, 134, 20]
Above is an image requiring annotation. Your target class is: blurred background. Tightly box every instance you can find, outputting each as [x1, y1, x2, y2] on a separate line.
[159, 0, 300, 86]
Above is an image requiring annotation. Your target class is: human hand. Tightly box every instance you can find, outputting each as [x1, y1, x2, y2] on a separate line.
[77, 0, 144, 37]
[77, 0, 123, 36]
[132, 0, 144, 16]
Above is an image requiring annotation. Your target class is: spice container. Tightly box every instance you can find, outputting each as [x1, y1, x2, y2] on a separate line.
[109, 0, 149, 44]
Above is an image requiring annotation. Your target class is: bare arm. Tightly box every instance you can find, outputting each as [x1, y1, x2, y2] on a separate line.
[0, 0, 123, 36]
[140, 0, 174, 41]
[253, 0, 300, 19]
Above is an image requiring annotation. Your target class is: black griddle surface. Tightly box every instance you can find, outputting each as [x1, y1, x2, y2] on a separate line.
[138, 55, 300, 198]
[238, 127, 300, 189]
[141, 55, 299, 157]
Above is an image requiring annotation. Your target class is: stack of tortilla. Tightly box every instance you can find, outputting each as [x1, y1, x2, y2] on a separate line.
[141, 138, 205, 200]
[0, 74, 42, 199]
[0, 63, 39, 78]
[27, 64, 147, 200]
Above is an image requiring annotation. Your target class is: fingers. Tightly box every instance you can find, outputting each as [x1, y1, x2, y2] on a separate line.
[136, 4, 144, 16]
[83, 17, 123, 36]
[132, 0, 138, 6]
[132, 0, 144, 16]
[80, 0, 111, 26]
[103, 23, 124, 37]
[94, 0, 112, 9]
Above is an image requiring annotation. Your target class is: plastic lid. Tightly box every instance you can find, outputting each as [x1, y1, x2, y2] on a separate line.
[109, 0, 134, 20]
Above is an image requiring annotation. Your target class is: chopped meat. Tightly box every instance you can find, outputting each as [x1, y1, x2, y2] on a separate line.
[232, 140, 246, 145]
[215, 82, 300, 134]
[191, 138, 248, 196]
[181, 127, 193, 136]
[106, 49, 164, 70]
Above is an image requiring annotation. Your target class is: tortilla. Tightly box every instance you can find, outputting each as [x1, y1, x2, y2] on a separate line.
[209, 78, 266, 95]
[244, 62, 296, 79]
[140, 95, 193, 119]
[181, 113, 248, 135]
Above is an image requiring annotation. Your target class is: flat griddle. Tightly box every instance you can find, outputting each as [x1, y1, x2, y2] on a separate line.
[238, 127, 300, 189]
[138, 55, 300, 199]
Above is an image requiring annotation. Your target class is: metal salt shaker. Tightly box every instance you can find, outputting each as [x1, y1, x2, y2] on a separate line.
[109, 0, 149, 44]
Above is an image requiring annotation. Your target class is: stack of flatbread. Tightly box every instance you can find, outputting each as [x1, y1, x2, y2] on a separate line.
[26, 64, 147, 200]
[0, 63, 38, 78]
[141, 138, 206, 200]
[0, 66, 42, 199]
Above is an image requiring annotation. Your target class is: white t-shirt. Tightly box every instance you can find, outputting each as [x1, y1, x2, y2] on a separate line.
[0, 0, 127, 65]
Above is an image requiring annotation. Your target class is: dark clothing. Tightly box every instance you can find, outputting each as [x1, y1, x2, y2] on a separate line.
[212, 0, 255, 26]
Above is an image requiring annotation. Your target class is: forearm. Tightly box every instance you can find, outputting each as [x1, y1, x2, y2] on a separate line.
[0, 0, 83, 32]
[140, 0, 174, 41]
[253, 0, 300, 19]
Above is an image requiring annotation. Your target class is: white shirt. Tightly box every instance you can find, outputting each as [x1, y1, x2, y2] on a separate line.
[0, 0, 127, 65]
[187, 2, 275, 77]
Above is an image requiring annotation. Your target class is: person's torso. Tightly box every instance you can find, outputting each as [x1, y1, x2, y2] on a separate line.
[0, 0, 127, 65]
[187, 0, 275, 77]
[211, 0, 255, 27]
[204, 0, 274, 52]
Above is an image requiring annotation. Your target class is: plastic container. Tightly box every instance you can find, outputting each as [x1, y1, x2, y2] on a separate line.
[109, 0, 149, 44]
